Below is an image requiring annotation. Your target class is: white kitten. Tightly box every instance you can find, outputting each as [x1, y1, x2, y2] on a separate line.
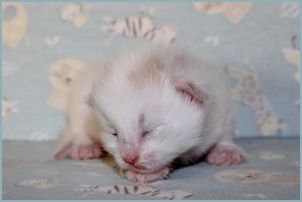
[53, 46, 247, 183]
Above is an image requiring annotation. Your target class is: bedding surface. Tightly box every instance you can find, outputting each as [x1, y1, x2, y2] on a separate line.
[3, 138, 299, 200]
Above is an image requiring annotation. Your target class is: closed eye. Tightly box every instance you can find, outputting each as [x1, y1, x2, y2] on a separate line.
[92, 106, 118, 136]
[143, 123, 164, 137]
[142, 131, 150, 137]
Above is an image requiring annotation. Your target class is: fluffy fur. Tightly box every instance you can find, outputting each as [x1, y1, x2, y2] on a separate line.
[53, 46, 247, 183]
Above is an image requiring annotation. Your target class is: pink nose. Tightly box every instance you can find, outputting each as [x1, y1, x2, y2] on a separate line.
[122, 154, 139, 165]
[121, 142, 139, 165]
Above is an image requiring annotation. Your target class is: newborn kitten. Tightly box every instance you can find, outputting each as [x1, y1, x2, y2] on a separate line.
[53, 46, 247, 183]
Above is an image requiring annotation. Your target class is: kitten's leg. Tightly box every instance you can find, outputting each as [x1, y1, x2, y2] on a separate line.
[52, 106, 103, 160]
[52, 128, 103, 160]
[206, 133, 247, 166]
[53, 69, 103, 160]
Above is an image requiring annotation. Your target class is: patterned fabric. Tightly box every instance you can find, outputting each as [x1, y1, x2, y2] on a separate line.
[2, 3, 300, 140]
[3, 139, 300, 199]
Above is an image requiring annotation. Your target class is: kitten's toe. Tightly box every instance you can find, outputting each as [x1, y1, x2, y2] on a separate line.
[80, 145, 94, 160]
[92, 143, 103, 157]
[71, 145, 81, 160]
[79, 143, 103, 160]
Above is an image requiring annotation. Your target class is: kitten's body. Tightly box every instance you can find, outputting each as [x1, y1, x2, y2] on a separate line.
[53, 46, 246, 182]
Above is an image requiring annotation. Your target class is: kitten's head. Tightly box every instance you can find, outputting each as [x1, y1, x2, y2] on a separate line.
[89, 48, 206, 173]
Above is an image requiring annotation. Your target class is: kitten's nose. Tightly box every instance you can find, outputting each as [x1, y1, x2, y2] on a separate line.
[122, 154, 139, 165]
[121, 143, 139, 165]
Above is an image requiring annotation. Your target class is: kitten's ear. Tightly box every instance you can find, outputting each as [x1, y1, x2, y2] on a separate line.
[174, 80, 204, 106]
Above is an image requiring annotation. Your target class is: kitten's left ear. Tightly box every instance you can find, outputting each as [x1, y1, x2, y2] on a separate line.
[174, 80, 204, 106]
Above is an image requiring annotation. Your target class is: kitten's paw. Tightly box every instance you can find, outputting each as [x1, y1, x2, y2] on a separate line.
[71, 143, 103, 160]
[120, 167, 170, 183]
[52, 136, 103, 160]
[206, 141, 247, 166]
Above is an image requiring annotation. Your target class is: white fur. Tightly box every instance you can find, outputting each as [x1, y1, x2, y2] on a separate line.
[54, 46, 245, 181]
[91, 46, 235, 166]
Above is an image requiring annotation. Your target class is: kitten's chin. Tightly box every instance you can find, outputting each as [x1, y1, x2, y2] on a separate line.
[127, 165, 166, 174]
[117, 158, 167, 174]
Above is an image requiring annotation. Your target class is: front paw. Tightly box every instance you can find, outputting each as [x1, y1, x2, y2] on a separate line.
[206, 141, 247, 166]
[120, 167, 170, 183]
[52, 136, 103, 160]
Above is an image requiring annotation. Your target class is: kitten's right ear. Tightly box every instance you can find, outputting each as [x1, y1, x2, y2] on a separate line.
[174, 80, 205, 107]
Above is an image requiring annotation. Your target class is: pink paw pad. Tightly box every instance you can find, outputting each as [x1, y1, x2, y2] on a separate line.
[206, 142, 247, 166]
